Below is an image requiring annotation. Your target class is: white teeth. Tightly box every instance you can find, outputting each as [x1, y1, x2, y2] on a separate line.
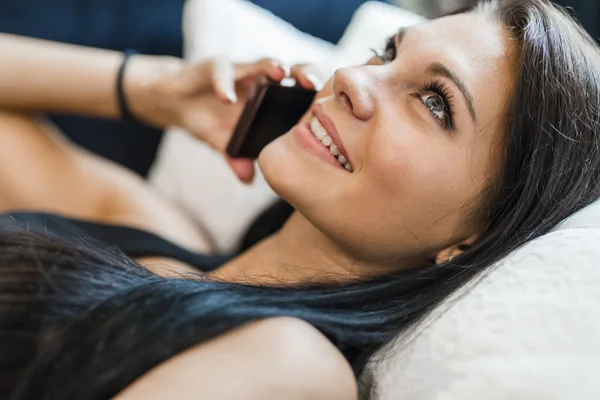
[321, 135, 333, 147]
[309, 116, 353, 172]
[329, 144, 340, 156]
[310, 117, 328, 140]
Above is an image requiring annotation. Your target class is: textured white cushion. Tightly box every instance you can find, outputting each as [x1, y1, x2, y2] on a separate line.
[365, 199, 600, 399]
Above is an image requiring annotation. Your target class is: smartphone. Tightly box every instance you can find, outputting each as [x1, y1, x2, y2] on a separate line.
[227, 77, 317, 159]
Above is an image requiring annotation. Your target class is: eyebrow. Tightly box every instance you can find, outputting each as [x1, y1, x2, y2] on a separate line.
[394, 29, 477, 123]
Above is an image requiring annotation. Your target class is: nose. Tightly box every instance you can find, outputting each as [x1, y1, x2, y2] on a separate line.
[333, 66, 375, 121]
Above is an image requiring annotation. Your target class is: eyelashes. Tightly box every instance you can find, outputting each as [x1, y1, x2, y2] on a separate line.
[421, 80, 456, 131]
[371, 35, 456, 132]
[370, 35, 396, 63]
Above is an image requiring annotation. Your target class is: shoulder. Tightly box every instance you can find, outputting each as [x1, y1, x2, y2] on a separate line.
[236, 317, 358, 399]
[256, 318, 358, 398]
[115, 317, 358, 400]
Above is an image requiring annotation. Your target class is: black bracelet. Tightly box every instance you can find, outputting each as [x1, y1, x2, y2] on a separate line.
[116, 49, 140, 124]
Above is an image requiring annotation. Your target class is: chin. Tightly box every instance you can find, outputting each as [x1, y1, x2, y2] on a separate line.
[259, 127, 352, 228]
[260, 130, 335, 208]
[258, 132, 302, 202]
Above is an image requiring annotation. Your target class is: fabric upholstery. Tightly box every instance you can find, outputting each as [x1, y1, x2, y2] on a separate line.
[363, 199, 600, 399]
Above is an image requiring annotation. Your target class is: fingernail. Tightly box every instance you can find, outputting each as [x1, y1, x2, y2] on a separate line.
[226, 90, 238, 104]
[305, 73, 323, 91]
[280, 64, 291, 78]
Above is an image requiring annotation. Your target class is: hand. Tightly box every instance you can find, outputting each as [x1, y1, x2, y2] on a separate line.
[125, 55, 323, 183]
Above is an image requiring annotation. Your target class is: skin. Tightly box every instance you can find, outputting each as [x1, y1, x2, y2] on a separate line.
[0, 12, 517, 399]
[114, 318, 358, 400]
[216, 12, 517, 283]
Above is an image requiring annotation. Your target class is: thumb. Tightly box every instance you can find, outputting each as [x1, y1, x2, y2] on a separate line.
[227, 157, 255, 184]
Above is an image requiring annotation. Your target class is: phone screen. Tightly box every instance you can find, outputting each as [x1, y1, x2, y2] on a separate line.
[227, 79, 317, 159]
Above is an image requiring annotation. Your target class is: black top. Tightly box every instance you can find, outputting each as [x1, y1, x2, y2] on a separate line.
[0, 212, 229, 272]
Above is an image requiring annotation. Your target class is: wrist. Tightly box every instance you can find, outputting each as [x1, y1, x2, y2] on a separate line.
[124, 54, 184, 128]
[115, 50, 142, 124]
[122, 53, 156, 125]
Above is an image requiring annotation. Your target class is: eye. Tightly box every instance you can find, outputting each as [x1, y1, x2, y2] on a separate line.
[382, 37, 397, 63]
[371, 35, 397, 63]
[422, 93, 447, 121]
[418, 80, 456, 131]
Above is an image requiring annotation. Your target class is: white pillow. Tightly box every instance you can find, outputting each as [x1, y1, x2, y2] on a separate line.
[364, 198, 600, 400]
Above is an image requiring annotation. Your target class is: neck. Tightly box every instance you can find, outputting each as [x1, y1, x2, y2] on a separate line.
[212, 212, 372, 285]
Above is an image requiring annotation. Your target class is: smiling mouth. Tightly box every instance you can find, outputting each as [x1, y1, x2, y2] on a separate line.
[308, 117, 353, 172]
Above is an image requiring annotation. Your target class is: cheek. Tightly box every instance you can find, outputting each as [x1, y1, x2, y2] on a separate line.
[365, 132, 478, 243]
[366, 129, 433, 199]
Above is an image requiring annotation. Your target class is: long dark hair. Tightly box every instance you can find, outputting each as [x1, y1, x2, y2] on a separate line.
[2, 0, 600, 398]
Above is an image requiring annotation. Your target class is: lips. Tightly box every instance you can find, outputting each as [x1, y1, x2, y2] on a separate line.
[311, 103, 353, 172]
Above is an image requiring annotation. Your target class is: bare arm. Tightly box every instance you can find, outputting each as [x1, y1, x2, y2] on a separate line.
[0, 33, 318, 182]
[0, 33, 132, 117]
[113, 317, 358, 400]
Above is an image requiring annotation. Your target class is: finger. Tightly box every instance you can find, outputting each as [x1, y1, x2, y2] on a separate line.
[235, 58, 288, 83]
[237, 76, 258, 100]
[209, 57, 238, 104]
[227, 157, 255, 184]
[183, 106, 243, 151]
[291, 64, 323, 91]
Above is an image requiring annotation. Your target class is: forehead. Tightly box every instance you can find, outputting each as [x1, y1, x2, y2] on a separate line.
[412, 13, 511, 66]
[402, 12, 517, 129]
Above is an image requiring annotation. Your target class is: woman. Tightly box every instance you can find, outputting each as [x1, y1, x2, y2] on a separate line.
[1, 0, 600, 398]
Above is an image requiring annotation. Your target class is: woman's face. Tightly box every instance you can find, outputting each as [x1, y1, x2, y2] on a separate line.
[259, 12, 517, 267]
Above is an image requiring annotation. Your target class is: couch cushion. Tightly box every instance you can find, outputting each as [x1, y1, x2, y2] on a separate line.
[365, 200, 600, 399]
[555, 197, 600, 231]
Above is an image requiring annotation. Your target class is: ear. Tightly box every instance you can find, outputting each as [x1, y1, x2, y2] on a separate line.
[435, 235, 477, 265]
